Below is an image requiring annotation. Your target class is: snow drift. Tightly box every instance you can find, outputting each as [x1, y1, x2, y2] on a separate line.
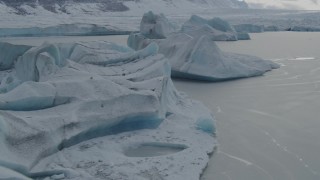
[0, 41, 215, 179]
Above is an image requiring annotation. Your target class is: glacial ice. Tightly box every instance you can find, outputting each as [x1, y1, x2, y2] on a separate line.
[181, 15, 250, 41]
[0, 42, 32, 70]
[0, 41, 215, 179]
[167, 35, 279, 81]
[140, 11, 177, 39]
[196, 118, 216, 134]
[237, 32, 251, 40]
[234, 24, 265, 33]
[264, 25, 279, 31]
[0, 166, 31, 180]
[289, 26, 320, 32]
[0, 81, 56, 111]
[128, 31, 279, 81]
[0, 24, 130, 37]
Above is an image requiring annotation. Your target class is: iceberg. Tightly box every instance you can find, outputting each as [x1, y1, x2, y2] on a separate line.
[0, 41, 215, 179]
[234, 24, 265, 33]
[162, 34, 278, 81]
[0, 42, 32, 70]
[181, 23, 238, 41]
[264, 25, 280, 32]
[127, 12, 278, 81]
[237, 32, 251, 40]
[181, 15, 250, 41]
[140, 11, 177, 39]
[128, 32, 279, 81]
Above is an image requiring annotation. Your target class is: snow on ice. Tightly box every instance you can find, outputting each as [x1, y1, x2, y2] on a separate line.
[0, 41, 215, 179]
[128, 12, 279, 81]
[0, 10, 282, 180]
[181, 15, 250, 41]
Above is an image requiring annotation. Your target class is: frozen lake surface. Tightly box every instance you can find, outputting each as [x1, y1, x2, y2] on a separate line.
[1, 32, 320, 180]
[175, 32, 320, 180]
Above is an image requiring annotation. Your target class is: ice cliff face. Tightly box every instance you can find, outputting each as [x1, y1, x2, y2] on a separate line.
[0, 41, 215, 179]
[0, 0, 248, 15]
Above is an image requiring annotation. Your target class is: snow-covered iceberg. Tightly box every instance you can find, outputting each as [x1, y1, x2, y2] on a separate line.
[128, 32, 279, 81]
[0, 41, 215, 179]
[181, 15, 250, 41]
[126, 12, 279, 81]
[140, 11, 177, 39]
[127, 12, 278, 81]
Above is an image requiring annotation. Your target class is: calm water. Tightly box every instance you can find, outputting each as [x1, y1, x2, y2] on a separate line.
[175, 32, 320, 180]
[2, 32, 320, 180]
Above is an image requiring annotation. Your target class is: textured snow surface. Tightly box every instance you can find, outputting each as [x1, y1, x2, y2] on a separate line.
[128, 12, 279, 81]
[0, 41, 215, 179]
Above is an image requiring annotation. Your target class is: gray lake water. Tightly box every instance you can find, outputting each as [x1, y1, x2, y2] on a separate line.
[2, 32, 320, 180]
[175, 32, 320, 180]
